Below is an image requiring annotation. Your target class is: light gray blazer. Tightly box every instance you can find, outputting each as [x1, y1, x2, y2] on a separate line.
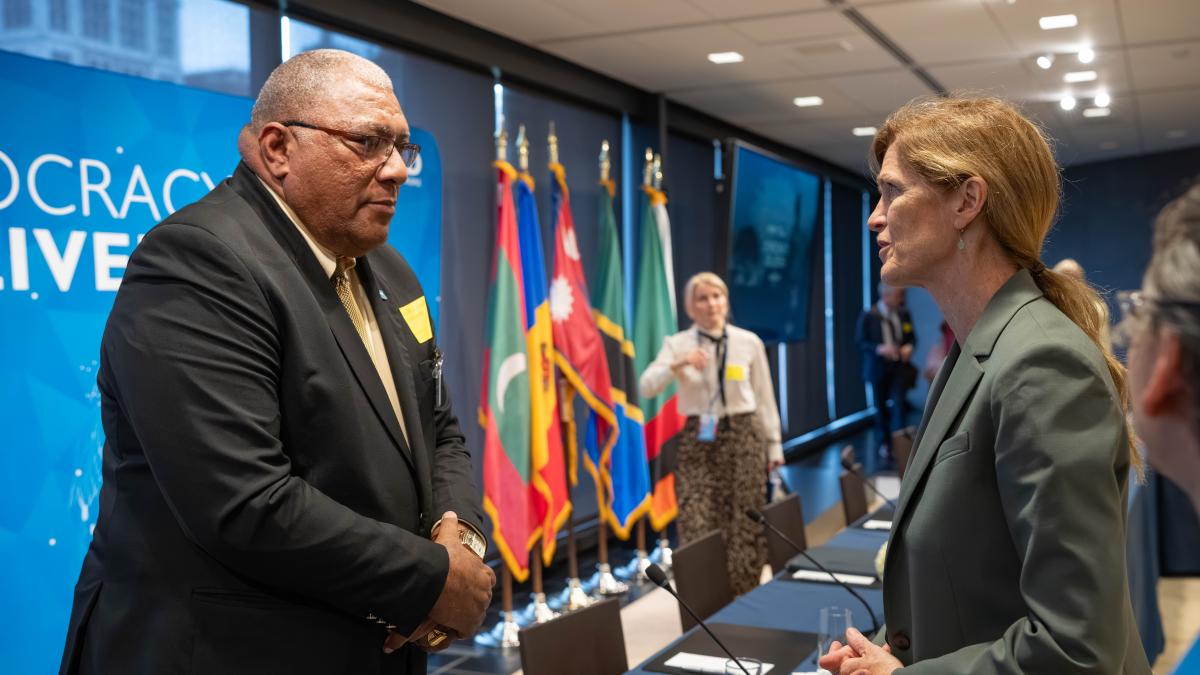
[882, 269, 1151, 674]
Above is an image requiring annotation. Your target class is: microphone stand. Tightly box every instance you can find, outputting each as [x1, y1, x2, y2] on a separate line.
[840, 459, 898, 511]
[645, 563, 752, 675]
[746, 509, 878, 633]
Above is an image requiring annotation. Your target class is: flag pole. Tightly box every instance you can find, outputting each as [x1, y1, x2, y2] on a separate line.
[649, 151, 675, 574]
[554, 375, 596, 610]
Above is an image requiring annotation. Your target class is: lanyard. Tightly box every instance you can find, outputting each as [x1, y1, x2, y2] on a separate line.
[697, 328, 728, 411]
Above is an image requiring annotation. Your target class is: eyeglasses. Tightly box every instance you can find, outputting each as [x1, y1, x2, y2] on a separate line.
[281, 120, 420, 169]
[1113, 290, 1200, 348]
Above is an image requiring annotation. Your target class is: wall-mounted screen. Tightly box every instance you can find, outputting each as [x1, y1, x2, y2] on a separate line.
[726, 142, 821, 342]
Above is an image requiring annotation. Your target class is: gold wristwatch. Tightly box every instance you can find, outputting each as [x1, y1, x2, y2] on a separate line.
[414, 520, 487, 648]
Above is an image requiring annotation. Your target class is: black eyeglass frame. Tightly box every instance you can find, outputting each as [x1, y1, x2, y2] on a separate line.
[280, 120, 420, 169]
[1114, 289, 1200, 348]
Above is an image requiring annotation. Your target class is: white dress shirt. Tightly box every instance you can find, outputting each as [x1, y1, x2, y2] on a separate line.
[639, 323, 783, 462]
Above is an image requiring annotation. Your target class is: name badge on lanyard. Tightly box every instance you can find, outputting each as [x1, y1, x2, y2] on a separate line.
[697, 413, 718, 442]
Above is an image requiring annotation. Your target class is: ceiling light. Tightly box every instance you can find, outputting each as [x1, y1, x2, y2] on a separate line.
[1060, 95, 1077, 111]
[1039, 14, 1078, 30]
[1167, 129, 1188, 139]
[1082, 107, 1111, 118]
[707, 51, 744, 64]
[793, 96, 824, 108]
[1094, 91, 1111, 107]
[1036, 54, 1054, 69]
[852, 127, 877, 137]
[1078, 46, 1095, 64]
[1063, 70, 1098, 83]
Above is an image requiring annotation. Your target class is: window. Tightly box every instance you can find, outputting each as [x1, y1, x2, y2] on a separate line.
[119, 0, 147, 51]
[3, 0, 33, 29]
[155, 0, 176, 57]
[50, 0, 69, 31]
[82, 0, 112, 41]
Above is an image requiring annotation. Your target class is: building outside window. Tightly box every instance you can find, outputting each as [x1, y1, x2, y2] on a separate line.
[3, 0, 33, 29]
[49, 0, 69, 31]
[119, 0, 146, 50]
[155, 0, 176, 57]
[82, 0, 111, 41]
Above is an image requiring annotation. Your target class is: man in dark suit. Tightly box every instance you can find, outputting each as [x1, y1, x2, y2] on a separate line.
[59, 49, 494, 675]
[856, 282, 917, 463]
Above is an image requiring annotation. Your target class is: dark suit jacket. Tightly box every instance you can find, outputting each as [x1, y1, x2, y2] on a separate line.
[59, 163, 483, 675]
[881, 270, 1151, 674]
[856, 305, 916, 383]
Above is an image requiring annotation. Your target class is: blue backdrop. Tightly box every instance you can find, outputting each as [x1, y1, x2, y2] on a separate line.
[0, 50, 442, 673]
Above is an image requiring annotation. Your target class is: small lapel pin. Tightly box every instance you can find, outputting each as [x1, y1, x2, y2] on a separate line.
[378, 289, 388, 301]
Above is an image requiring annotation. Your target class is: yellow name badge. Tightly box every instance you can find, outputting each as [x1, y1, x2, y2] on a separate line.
[725, 364, 747, 382]
[399, 296, 433, 344]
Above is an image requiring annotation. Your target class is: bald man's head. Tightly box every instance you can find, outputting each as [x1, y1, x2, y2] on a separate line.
[1053, 258, 1085, 281]
[250, 49, 393, 131]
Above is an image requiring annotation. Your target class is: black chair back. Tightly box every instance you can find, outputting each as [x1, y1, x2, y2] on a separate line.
[762, 493, 807, 572]
[840, 464, 869, 525]
[518, 597, 627, 675]
[672, 529, 734, 631]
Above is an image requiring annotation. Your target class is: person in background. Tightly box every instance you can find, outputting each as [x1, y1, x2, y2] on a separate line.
[1054, 257, 1113, 351]
[1121, 182, 1200, 672]
[639, 272, 783, 595]
[856, 282, 916, 465]
[821, 95, 1151, 674]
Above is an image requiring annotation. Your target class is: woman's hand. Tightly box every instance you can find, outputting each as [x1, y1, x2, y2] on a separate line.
[830, 627, 901, 675]
[673, 348, 709, 372]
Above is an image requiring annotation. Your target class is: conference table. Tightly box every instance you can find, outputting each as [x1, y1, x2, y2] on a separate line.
[627, 514, 890, 675]
[627, 487, 1162, 674]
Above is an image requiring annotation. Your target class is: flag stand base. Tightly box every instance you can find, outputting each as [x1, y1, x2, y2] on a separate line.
[615, 549, 652, 582]
[473, 611, 521, 649]
[550, 577, 594, 612]
[589, 562, 629, 595]
[516, 592, 558, 625]
[655, 535, 674, 573]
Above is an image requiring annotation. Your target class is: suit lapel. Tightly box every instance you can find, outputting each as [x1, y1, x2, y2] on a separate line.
[358, 258, 433, 505]
[226, 164, 415, 470]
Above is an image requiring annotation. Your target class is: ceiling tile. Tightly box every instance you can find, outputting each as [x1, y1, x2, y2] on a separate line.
[1137, 87, 1200, 152]
[1128, 40, 1200, 92]
[927, 58, 1041, 100]
[1117, 0, 1200, 44]
[671, 77, 869, 125]
[729, 8, 858, 44]
[829, 68, 935, 115]
[859, 0, 1015, 65]
[414, 0, 593, 43]
[686, 0, 828, 20]
[982, 0, 1123, 56]
[540, 0, 712, 37]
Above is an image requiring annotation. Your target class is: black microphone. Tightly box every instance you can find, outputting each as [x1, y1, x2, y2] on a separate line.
[645, 563, 753, 675]
[840, 457, 898, 510]
[745, 508, 878, 634]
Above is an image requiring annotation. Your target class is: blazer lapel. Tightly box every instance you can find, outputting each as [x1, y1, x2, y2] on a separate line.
[226, 164, 415, 470]
[886, 269, 1045, 565]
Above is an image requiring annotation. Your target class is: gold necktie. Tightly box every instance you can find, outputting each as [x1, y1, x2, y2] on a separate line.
[332, 256, 372, 354]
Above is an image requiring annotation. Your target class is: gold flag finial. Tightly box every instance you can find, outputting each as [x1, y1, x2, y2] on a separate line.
[517, 124, 529, 173]
[642, 147, 654, 186]
[495, 116, 508, 163]
[548, 121, 559, 166]
[652, 153, 663, 189]
[599, 140, 610, 183]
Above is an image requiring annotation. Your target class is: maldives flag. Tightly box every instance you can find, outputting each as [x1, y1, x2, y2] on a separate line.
[515, 170, 571, 566]
[481, 160, 535, 582]
[633, 184, 685, 531]
[549, 162, 618, 489]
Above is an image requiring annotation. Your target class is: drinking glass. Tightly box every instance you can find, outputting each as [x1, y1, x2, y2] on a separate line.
[817, 606, 853, 655]
[724, 657, 764, 675]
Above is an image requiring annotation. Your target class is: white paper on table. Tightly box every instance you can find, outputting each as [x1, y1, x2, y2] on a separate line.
[862, 519, 892, 531]
[663, 651, 775, 674]
[790, 569, 877, 586]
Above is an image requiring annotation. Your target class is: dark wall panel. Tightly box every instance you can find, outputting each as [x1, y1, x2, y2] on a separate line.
[832, 182, 868, 417]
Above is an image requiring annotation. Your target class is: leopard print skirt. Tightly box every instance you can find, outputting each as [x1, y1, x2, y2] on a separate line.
[675, 412, 768, 596]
